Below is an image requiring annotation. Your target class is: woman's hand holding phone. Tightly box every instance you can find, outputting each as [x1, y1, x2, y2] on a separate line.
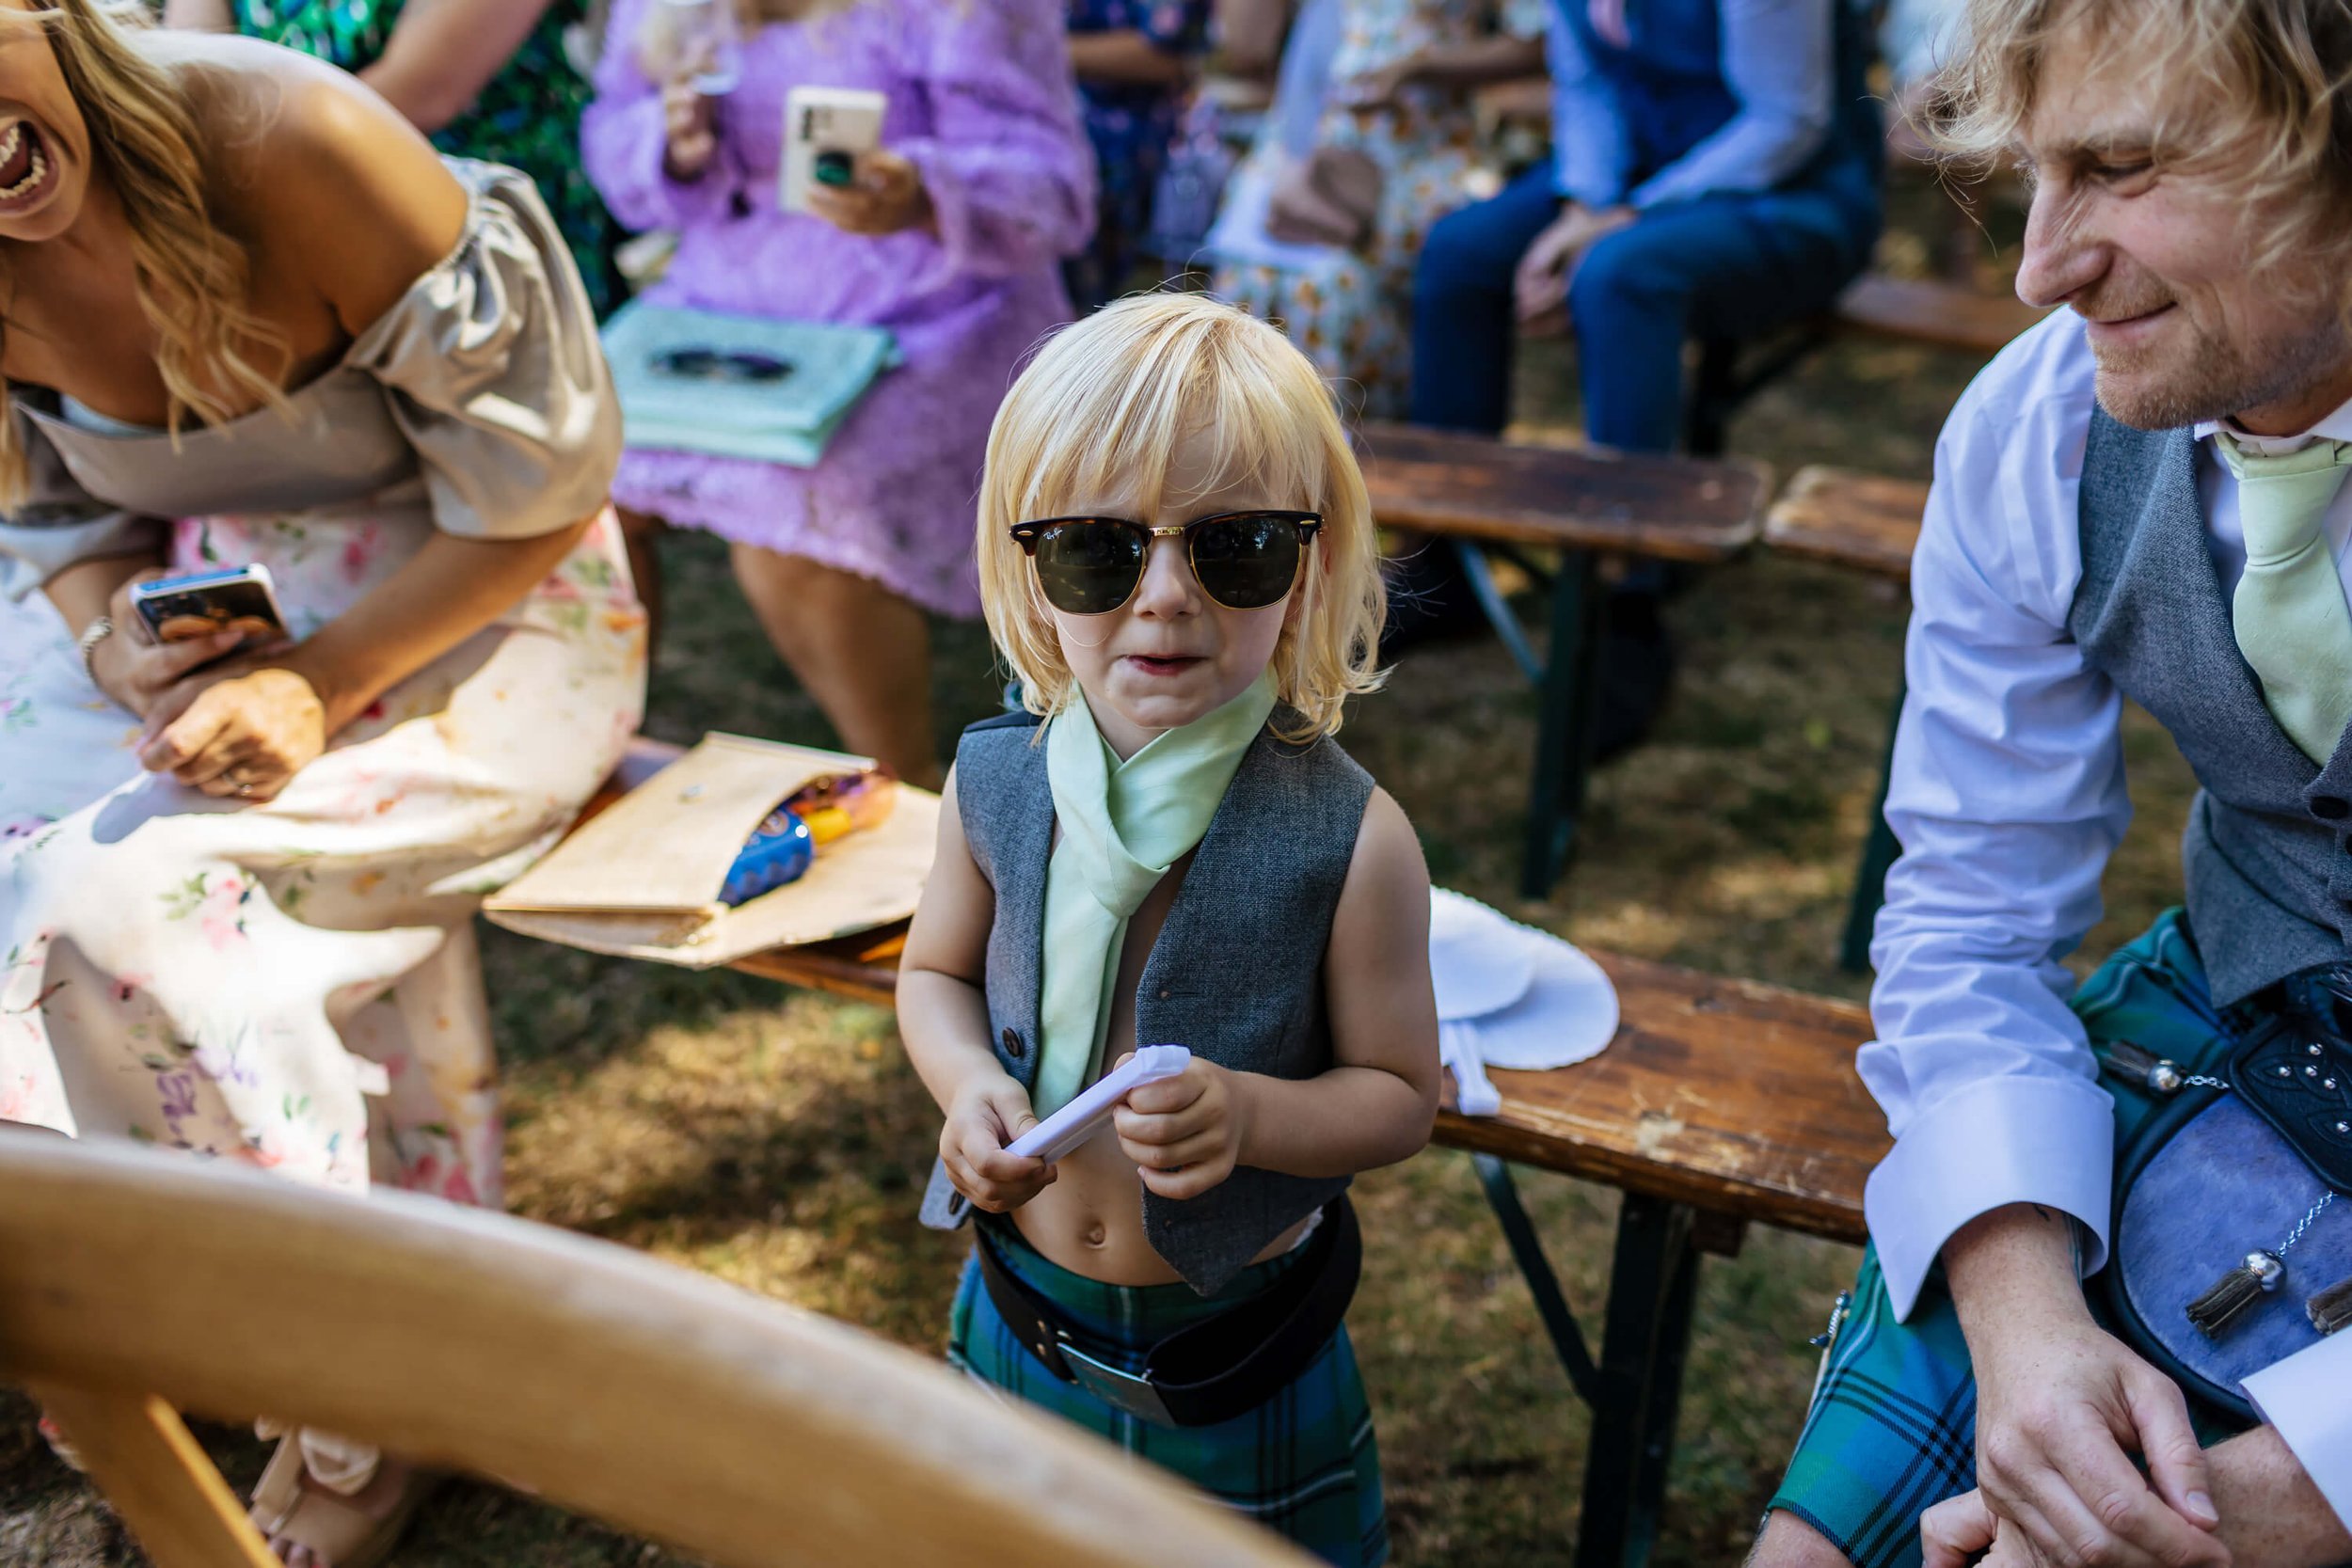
[89, 569, 249, 720]
[804, 149, 934, 236]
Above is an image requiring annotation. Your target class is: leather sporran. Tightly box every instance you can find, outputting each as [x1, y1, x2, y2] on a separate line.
[2083, 943, 2352, 1420]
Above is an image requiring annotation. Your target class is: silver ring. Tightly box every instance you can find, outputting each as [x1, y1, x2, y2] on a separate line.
[234, 783, 256, 799]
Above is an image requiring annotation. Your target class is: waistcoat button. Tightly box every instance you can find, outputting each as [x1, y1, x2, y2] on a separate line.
[1001, 1027, 1025, 1060]
[2316, 795, 2351, 819]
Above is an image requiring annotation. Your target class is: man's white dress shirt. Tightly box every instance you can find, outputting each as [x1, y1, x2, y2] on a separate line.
[1870, 309, 2352, 1526]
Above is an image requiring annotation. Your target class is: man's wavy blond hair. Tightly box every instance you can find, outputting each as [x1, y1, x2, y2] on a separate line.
[0, 0, 287, 503]
[1924, 0, 2352, 278]
[977, 293, 1387, 744]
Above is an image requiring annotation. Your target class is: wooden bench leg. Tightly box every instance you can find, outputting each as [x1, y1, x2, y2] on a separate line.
[1575, 1196, 1701, 1568]
[1520, 550, 1605, 899]
[1470, 1154, 1601, 1404]
[1468, 1161, 1706, 1568]
[1452, 540, 1545, 687]
[31, 1385, 278, 1568]
[1837, 673, 1907, 974]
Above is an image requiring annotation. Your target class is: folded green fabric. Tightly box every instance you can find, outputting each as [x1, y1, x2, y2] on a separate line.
[603, 301, 900, 467]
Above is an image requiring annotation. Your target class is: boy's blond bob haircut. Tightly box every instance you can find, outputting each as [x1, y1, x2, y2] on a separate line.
[977, 294, 1387, 744]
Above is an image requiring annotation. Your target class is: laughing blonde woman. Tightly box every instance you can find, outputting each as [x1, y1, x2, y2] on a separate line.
[0, 1, 644, 1560]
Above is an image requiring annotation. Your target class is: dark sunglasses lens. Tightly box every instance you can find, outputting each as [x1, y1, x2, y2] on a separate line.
[1190, 515, 1302, 609]
[1031, 521, 1147, 614]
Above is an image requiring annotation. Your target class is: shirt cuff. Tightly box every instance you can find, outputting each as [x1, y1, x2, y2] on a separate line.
[1864, 1071, 2117, 1319]
[2243, 1334, 2352, 1536]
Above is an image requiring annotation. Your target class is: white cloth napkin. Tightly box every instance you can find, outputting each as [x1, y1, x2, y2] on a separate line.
[1428, 889, 1620, 1116]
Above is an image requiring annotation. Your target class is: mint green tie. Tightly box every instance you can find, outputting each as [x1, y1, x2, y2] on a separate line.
[2218, 433, 2352, 764]
[1031, 673, 1278, 1117]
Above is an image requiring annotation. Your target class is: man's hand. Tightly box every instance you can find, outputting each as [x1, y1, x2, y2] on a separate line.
[1930, 1426, 2351, 1568]
[1113, 1055, 1249, 1199]
[1514, 202, 1635, 335]
[805, 150, 935, 237]
[1951, 1207, 2225, 1568]
[1924, 1490, 2039, 1567]
[940, 1074, 1055, 1212]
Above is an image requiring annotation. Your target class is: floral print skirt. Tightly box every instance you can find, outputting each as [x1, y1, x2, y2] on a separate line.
[0, 510, 646, 1211]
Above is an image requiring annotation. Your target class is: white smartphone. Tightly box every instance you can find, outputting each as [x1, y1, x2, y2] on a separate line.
[128, 564, 289, 649]
[780, 86, 887, 213]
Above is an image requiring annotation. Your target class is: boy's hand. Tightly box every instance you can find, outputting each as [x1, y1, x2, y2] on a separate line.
[941, 1075, 1055, 1212]
[1114, 1056, 1250, 1200]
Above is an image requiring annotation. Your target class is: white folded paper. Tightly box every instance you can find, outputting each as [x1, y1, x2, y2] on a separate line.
[1009, 1045, 1192, 1163]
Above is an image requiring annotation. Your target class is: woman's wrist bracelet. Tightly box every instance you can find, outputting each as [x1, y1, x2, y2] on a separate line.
[75, 614, 114, 687]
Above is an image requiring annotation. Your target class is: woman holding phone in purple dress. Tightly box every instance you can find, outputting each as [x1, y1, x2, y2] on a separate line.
[583, 0, 1093, 788]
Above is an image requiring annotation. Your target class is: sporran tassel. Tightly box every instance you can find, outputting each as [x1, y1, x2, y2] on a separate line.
[2102, 1039, 2185, 1094]
[2310, 1274, 2352, 1336]
[2185, 1250, 2284, 1337]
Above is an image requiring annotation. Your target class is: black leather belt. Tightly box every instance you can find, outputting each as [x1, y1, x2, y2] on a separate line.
[976, 1196, 1361, 1428]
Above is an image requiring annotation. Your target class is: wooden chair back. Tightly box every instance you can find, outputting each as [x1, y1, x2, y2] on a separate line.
[0, 1134, 1313, 1568]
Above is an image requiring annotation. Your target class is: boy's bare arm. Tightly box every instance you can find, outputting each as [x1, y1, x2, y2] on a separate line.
[898, 769, 1055, 1210]
[1237, 788, 1441, 1180]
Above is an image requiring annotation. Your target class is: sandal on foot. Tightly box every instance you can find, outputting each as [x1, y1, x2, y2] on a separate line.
[248, 1435, 439, 1568]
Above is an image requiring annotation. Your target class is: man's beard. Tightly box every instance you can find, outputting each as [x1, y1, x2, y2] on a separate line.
[2092, 304, 2352, 431]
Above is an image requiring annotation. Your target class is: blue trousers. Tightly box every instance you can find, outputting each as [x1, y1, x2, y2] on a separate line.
[1408, 166, 1878, 451]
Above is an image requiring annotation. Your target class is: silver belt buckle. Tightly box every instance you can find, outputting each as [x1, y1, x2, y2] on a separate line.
[1058, 1341, 1175, 1426]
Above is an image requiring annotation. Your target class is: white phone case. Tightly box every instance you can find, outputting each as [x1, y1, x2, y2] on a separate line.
[1008, 1045, 1191, 1164]
[780, 87, 888, 213]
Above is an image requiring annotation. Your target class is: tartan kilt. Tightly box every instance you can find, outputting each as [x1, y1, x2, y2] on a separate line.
[947, 1218, 1388, 1568]
[1769, 909, 2256, 1568]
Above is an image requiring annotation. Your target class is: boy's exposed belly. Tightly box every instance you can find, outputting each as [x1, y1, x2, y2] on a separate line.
[1009, 845, 1308, 1286]
[1011, 1133, 1311, 1285]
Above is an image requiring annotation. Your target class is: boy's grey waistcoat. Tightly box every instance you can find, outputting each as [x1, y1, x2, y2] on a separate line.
[2073, 409, 2352, 1003]
[940, 707, 1374, 1296]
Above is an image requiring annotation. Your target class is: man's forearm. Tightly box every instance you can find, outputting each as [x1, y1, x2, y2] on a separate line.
[2209, 1426, 2352, 1568]
[1946, 1202, 2092, 1341]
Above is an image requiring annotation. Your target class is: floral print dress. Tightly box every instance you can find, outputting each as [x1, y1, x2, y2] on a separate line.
[232, 0, 621, 315]
[1210, 0, 1547, 420]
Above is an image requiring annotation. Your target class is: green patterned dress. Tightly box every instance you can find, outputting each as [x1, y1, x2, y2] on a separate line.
[233, 0, 621, 315]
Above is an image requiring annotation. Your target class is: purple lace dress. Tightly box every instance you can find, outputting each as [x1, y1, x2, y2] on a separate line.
[583, 0, 1094, 616]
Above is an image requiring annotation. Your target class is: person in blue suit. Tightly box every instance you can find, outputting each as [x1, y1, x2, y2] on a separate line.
[1395, 0, 1882, 739]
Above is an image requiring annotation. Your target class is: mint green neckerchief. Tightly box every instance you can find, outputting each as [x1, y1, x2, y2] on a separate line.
[1031, 673, 1279, 1117]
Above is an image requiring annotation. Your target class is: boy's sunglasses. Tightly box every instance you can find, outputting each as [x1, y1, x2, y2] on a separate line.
[1009, 511, 1323, 616]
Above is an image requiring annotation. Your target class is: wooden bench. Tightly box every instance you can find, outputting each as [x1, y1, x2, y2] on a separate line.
[1832, 275, 2050, 358]
[1354, 421, 1772, 898]
[1765, 467, 1933, 972]
[582, 739, 1884, 1568]
[1688, 274, 2048, 457]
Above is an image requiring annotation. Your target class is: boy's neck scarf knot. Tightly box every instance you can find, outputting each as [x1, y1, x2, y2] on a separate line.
[1032, 673, 1278, 1117]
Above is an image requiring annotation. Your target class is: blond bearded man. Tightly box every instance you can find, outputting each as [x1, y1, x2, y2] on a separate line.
[1748, 4, 2352, 1567]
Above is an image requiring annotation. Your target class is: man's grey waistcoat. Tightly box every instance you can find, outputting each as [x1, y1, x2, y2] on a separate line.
[2073, 409, 2352, 1003]
[939, 708, 1374, 1295]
